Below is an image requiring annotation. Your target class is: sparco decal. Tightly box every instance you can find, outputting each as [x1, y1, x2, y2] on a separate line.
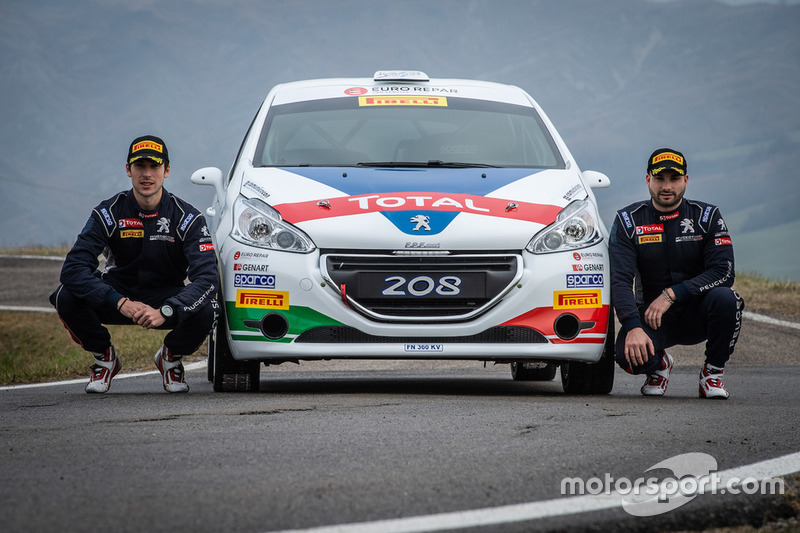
[100, 208, 114, 227]
[273, 192, 562, 225]
[179, 213, 195, 232]
[566, 274, 604, 288]
[234, 274, 276, 288]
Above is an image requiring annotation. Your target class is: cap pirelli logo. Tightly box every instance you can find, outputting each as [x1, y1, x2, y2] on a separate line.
[358, 96, 447, 107]
[553, 290, 602, 309]
[120, 229, 144, 238]
[132, 141, 163, 153]
[235, 289, 289, 309]
[638, 234, 663, 244]
[651, 152, 683, 165]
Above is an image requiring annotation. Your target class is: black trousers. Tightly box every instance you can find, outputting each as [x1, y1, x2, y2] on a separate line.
[50, 284, 215, 356]
[615, 287, 744, 375]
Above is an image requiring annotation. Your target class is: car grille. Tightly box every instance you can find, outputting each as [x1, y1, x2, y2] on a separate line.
[294, 325, 547, 343]
[321, 252, 522, 323]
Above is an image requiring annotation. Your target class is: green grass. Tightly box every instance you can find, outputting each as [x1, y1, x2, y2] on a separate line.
[0, 311, 206, 385]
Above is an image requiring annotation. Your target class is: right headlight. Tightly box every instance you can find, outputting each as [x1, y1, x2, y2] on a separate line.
[526, 199, 602, 254]
[232, 196, 316, 253]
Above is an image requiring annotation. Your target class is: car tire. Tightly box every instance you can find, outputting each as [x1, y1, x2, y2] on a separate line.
[212, 306, 261, 393]
[560, 310, 615, 395]
[510, 362, 558, 381]
[207, 330, 215, 383]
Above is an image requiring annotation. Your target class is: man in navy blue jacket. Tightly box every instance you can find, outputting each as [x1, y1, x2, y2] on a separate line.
[50, 135, 219, 393]
[609, 148, 744, 399]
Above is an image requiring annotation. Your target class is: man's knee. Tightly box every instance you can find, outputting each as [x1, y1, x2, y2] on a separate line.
[614, 330, 661, 375]
[706, 287, 744, 315]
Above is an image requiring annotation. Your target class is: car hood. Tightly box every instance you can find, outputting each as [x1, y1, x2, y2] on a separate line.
[238, 167, 588, 250]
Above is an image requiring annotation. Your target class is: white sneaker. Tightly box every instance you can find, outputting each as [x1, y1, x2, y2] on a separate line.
[154, 346, 189, 393]
[86, 346, 122, 394]
[699, 363, 729, 399]
[641, 352, 673, 396]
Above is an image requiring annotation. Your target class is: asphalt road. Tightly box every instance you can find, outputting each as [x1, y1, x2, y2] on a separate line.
[1, 256, 799, 533]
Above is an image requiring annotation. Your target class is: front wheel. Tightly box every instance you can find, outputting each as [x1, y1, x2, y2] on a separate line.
[211, 306, 260, 392]
[561, 310, 615, 395]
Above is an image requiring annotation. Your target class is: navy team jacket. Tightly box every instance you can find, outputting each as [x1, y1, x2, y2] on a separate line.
[609, 198, 735, 332]
[59, 188, 218, 321]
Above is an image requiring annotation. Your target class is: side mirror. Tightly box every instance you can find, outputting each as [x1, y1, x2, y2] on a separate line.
[583, 170, 611, 189]
[191, 167, 225, 203]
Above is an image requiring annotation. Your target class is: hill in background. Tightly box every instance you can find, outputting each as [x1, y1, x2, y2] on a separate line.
[1, 0, 798, 279]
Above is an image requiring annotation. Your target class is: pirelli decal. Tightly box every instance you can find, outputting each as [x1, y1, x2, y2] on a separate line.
[120, 229, 144, 238]
[651, 152, 684, 166]
[358, 96, 447, 107]
[638, 234, 663, 244]
[132, 140, 163, 153]
[553, 290, 602, 310]
[235, 289, 289, 310]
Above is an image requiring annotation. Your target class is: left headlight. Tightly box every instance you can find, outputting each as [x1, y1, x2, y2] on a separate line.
[527, 199, 602, 254]
[232, 196, 316, 253]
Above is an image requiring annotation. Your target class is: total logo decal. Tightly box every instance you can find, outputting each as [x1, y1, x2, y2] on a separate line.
[553, 290, 602, 309]
[235, 289, 289, 310]
[636, 224, 664, 235]
[566, 274, 604, 288]
[119, 218, 144, 229]
[273, 192, 562, 226]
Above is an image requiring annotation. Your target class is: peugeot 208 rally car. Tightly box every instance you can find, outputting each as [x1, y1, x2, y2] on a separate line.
[192, 71, 614, 393]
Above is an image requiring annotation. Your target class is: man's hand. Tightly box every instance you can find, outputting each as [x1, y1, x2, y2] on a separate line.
[118, 298, 165, 329]
[625, 327, 655, 367]
[643, 288, 675, 329]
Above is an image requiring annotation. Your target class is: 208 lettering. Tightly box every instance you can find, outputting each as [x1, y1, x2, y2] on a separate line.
[382, 275, 462, 297]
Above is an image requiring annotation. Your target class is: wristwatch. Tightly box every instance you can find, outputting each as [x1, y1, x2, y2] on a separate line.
[160, 304, 174, 319]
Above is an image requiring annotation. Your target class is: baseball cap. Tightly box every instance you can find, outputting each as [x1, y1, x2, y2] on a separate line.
[647, 148, 686, 176]
[127, 135, 169, 165]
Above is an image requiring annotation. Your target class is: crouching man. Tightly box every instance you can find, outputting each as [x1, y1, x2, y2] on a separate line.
[50, 135, 218, 393]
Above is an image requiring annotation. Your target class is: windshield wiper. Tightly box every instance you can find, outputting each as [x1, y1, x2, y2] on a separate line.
[357, 160, 500, 168]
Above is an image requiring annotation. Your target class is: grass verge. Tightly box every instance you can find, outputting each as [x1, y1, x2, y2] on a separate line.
[0, 312, 206, 386]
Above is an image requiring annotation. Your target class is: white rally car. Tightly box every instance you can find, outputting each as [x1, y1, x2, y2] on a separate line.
[192, 71, 614, 393]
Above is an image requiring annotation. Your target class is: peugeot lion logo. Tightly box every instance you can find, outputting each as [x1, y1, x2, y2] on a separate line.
[410, 214, 431, 231]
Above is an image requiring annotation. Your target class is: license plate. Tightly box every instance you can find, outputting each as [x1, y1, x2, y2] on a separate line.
[353, 272, 486, 299]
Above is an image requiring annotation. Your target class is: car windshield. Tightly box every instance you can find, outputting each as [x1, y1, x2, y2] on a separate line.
[254, 97, 565, 168]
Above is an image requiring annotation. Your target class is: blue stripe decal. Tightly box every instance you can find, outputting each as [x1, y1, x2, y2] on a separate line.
[278, 167, 541, 197]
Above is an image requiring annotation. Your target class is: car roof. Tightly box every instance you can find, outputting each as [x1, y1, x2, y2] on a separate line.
[269, 70, 535, 107]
